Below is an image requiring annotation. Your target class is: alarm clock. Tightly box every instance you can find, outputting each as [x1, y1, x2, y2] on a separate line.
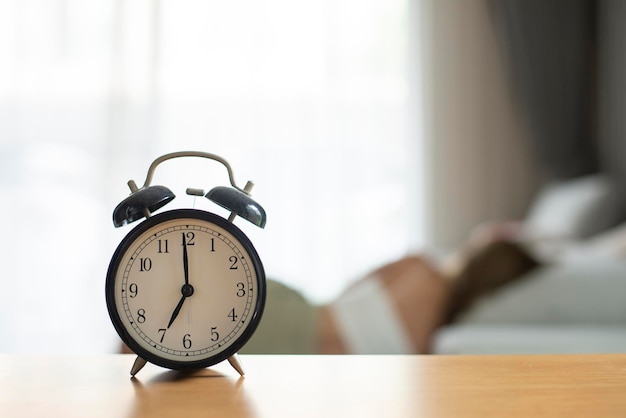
[105, 151, 267, 376]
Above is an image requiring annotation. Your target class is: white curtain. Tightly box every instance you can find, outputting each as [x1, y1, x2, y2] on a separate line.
[0, 0, 421, 353]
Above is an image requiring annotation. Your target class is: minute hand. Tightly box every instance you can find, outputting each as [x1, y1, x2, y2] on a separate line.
[182, 232, 190, 285]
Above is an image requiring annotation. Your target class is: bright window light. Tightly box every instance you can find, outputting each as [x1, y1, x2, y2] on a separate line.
[0, 0, 421, 353]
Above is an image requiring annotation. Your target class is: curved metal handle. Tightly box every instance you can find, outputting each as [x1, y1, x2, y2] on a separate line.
[139, 151, 250, 194]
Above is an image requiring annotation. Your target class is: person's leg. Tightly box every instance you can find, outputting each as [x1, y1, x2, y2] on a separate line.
[320, 256, 449, 354]
[320, 241, 540, 354]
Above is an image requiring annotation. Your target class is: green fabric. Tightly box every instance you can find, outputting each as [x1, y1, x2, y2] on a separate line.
[240, 280, 319, 354]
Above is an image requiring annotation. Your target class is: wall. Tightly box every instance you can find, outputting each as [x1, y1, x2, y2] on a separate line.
[418, 0, 539, 250]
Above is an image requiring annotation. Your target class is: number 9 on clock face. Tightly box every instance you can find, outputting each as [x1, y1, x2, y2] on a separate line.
[105, 209, 266, 370]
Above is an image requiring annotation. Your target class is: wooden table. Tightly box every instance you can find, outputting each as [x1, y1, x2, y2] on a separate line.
[2, 354, 626, 417]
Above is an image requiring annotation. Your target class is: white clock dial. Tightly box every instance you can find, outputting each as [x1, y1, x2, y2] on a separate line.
[106, 209, 265, 369]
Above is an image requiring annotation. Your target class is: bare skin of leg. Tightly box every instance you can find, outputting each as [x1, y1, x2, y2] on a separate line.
[317, 256, 450, 354]
[317, 240, 539, 354]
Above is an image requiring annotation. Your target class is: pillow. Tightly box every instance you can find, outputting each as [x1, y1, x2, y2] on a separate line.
[525, 174, 623, 240]
[456, 256, 626, 325]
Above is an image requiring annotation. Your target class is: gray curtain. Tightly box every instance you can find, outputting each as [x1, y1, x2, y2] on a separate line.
[489, 0, 598, 181]
[596, 0, 626, 192]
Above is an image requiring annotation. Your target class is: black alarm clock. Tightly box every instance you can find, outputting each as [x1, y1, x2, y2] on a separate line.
[105, 151, 267, 376]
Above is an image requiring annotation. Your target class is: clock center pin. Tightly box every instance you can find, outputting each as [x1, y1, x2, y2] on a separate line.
[181, 284, 194, 297]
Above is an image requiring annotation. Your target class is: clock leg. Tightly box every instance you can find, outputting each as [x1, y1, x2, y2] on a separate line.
[227, 353, 245, 376]
[130, 356, 148, 376]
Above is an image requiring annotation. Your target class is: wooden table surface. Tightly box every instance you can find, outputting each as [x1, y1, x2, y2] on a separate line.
[2, 354, 626, 417]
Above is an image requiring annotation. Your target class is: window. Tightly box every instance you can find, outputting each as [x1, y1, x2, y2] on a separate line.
[0, 0, 422, 353]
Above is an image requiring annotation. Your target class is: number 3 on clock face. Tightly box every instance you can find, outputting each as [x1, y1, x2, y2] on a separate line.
[106, 209, 266, 371]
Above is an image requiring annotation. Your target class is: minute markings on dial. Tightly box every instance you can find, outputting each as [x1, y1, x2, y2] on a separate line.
[117, 217, 258, 359]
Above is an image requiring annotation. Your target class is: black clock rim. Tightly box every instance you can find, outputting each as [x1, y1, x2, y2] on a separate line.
[105, 208, 266, 371]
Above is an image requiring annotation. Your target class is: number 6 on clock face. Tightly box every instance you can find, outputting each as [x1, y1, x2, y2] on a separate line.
[106, 209, 266, 371]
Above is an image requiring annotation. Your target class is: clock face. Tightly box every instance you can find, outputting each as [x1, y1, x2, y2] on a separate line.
[106, 209, 265, 370]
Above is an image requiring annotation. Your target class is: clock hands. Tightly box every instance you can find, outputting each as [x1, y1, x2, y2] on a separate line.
[166, 232, 195, 329]
[167, 294, 187, 329]
[183, 232, 190, 286]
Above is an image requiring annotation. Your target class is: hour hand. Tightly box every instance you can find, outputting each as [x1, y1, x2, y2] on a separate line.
[167, 282, 195, 329]
[167, 294, 186, 329]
